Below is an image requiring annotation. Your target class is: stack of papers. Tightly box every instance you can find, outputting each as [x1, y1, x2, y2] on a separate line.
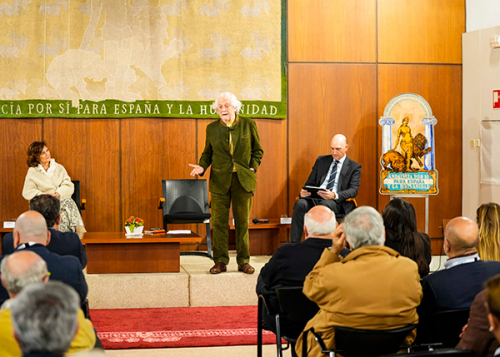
[166, 230, 192, 234]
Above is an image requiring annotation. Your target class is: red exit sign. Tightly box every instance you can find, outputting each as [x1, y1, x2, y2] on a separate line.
[495, 90, 500, 108]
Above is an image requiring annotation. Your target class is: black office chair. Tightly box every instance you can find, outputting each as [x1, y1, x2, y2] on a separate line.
[382, 348, 475, 356]
[257, 287, 319, 357]
[257, 294, 280, 357]
[159, 179, 212, 258]
[276, 286, 320, 357]
[71, 180, 86, 213]
[429, 308, 471, 348]
[305, 324, 417, 357]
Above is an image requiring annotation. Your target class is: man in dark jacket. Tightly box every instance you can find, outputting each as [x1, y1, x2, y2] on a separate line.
[291, 134, 361, 243]
[2, 194, 87, 269]
[257, 206, 345, 336]
[0, 211, 88, 307]
[418, 217, 500, 342]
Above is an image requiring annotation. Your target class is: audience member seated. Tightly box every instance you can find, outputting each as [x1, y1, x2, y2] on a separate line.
[0, 211, 88, 307]
[480, 275, 500, 356]
[418, 217, 500, 341]
[0, 251, 96, 356]
[456, 289, 499, 357]
[257, 206, 347, 337]
[11, 281, 84, 357]
[382, 198, 432, 277]
[476, 202, 500, 261]
[22, 141, 86, 233]
[290, 134, 361, 243]
[295, 206, 422, 357]
[2, 194, 87, 268]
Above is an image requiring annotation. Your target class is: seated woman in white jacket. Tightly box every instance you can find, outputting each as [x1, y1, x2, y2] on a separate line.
[22, 141, 86, 233]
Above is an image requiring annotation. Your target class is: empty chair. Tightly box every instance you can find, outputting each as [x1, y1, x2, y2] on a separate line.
[159, 179, 212, 258]
[275, 286, 320, 357]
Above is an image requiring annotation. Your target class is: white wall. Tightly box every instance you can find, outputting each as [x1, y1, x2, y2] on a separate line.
[466, 0, 500, 32]
[462, 25, 500, 219]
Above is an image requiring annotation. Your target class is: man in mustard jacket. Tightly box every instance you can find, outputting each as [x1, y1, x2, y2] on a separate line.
[189, 92, 263, 274]
[295, 206, 422, 356]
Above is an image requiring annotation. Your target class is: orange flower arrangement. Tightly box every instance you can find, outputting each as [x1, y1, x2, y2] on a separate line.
[125, 216, 144, 229]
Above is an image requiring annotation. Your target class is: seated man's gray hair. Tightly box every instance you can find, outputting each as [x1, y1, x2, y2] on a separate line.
[344, 206, 385, 249]
[11, 281, 80, 354]
[304, 210, 337, 236]
[211, 92, 242, 112]
[0, 253, 48, 294]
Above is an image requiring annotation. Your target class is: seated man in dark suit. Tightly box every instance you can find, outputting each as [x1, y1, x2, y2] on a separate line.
[291, 134, 361, 243]
[2, 194, 87, 269]
[418, 216, 500, 341]
[0, 211, 88, 307]
[257, 205, 346, 337]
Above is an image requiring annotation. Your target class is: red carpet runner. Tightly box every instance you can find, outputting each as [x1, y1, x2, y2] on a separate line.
[90, 305, 278, 349]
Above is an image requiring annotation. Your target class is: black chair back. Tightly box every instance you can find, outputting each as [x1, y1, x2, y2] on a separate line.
[71, 180, 81, 213]
[333, 324, 417, 357]
[382, 348, 475, 356]
[160, 179, 212, 258]
[429, 308, 470, 348]
[162, 179, 210, 224]
[275, 286, 319, 339]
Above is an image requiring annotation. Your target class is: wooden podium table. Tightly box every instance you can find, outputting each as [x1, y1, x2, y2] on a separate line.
[80, 232, 202, 274]
[229, 218, 291, 255]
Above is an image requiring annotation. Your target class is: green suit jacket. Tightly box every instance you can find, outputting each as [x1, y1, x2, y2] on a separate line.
[199, 116, 263, 194]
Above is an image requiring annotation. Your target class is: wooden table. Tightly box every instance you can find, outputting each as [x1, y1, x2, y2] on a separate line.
[229, 218, 291, 255]
[80, 232, 202, 274]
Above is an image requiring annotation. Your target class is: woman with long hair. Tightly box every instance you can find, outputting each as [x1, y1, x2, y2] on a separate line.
[383, 198, 432, 277]
[476, 202, 500, 261]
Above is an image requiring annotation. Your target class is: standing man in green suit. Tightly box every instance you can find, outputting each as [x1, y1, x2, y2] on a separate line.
[189, 92, 264, 274]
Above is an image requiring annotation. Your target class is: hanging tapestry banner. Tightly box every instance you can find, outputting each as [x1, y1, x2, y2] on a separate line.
[0, 0, 287, 119]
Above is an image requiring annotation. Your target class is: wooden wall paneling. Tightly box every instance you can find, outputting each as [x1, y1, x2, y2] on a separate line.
[0, 119, 42, 222]
[378, 0, 465, 64]
[288, 64, 378, 220]
[161, 119, 202, 241]
[44, 119, 121, 231]
[377, 64, 463, 238]
[121, 118, 197, 236]
[251, 119, 288, 220]
[289, 0, 376, 63]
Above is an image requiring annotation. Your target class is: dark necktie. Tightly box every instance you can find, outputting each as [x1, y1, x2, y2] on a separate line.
[326, 161, 339, 191]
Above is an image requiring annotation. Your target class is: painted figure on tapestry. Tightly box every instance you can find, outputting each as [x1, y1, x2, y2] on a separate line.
[379, 93, 438, 195]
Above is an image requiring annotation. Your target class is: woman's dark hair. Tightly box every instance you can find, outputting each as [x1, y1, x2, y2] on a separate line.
[383, 198, 430, 277]
[27, 141, 47, 168]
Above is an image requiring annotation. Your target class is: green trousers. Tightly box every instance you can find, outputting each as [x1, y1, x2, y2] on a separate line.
[211, 172, 252, 265]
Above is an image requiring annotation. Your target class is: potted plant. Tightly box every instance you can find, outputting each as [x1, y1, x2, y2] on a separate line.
[125, 216, 144, 234]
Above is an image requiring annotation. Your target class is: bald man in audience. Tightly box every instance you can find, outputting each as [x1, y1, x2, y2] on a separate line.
[257, 206, 349, 337]
[0, 211, 88, 307]
[418, 217, 500, 341]
[0, 251, 96, 356]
